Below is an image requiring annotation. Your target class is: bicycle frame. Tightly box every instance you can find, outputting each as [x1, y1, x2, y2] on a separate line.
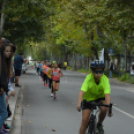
[87, 106, 100, 134]
[81, 100, 112, 134]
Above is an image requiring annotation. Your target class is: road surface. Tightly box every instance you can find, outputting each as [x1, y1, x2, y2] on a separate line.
[19, 69, 134, 134]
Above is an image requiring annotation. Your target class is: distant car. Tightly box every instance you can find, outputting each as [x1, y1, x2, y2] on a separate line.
[22, 64, 27, 73]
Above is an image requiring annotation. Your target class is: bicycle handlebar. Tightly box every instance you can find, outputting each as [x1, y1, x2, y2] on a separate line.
[79, 99, 113, 115]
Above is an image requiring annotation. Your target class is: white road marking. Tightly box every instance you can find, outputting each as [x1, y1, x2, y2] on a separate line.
[113, 106, 134, 119]
[125, 89, 134, 93]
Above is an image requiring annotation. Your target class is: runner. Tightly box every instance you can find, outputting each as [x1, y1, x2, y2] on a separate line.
[35, 61, 39, 75]
[42, 61, 48, 86]
[77, 60, 112, 134]
[39, 61, 42, 76]
[51, 62, 63, 99]
[47, 63, 54, 97]
[44, 63, 49, 87]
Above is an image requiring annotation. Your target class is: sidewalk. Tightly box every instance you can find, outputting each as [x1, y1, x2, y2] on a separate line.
[6, 84, 21, 133]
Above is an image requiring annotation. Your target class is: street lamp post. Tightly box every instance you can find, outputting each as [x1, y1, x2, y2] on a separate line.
[124, 30, 127, 78]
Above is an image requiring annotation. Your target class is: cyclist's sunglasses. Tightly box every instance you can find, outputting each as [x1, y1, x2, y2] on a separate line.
[93, 70, 104, 74]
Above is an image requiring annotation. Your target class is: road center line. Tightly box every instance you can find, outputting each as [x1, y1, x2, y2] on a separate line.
[113, 106, 134, 119]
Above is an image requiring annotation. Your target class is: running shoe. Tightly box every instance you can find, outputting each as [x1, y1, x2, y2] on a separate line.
[97, 123, 104, 134]
[44, 83, 46, 86]
[51, 93, 53, 97]
[46, 84, 48, 87]
[15, 84, 21, 87]
[3, 123, 11, 129]
[53, 95, 57, 100]
[1, 127, 10, 134]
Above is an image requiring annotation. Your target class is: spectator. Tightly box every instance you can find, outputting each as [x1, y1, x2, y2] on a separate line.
[10, 44, 16, 83]
[63, 61, 67, 70]
[130, 63, 134, 76]
[0, 38, 9, 131]
[109, 62, 114, 78]
[14, 52, 24, 87]
[2, 41, 14, 132]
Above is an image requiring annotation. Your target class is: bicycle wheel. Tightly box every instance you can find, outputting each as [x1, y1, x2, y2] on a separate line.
[87, 115, 97, 134]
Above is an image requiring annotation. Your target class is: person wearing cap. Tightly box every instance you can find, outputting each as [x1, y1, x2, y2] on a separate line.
[77, 60, 112, 134]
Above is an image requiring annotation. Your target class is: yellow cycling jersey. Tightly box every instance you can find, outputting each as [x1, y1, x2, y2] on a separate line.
[81, 73, 111, 101]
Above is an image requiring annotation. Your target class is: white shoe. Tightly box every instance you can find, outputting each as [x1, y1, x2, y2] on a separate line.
[51, 93, 53, 97]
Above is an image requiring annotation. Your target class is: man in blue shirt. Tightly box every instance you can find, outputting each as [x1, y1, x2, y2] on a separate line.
[14, 52, 24, 87]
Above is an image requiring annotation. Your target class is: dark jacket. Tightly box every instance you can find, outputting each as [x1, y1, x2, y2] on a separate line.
[0, 48, 8, 92]
[110, 64, 114, 71]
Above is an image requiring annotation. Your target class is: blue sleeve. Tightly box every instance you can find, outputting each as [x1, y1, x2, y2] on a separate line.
[21, 57, 24, 63]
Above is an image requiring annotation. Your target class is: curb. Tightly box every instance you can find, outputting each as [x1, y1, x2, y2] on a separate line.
[6, 85, 21, 132]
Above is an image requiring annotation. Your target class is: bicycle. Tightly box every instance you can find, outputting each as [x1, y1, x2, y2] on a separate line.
[79, 99, 112, 134]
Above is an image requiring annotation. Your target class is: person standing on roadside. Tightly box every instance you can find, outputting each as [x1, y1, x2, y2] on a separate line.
[0, 38, 9, 131]
[63, 61, 67, 70]
[109, 62, 114, 78]
[10, 44, 16, 83]
[14, 52, 24, 87]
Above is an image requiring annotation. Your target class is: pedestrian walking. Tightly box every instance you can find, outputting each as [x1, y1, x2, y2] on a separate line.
[50, 62, 63, 99]
[14, 52, 24, 87]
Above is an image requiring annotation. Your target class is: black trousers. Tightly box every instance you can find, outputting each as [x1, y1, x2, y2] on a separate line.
[49, 78, 53, 93]
[40, 71, 43, 78]
[43, 73, 48, 84]
[37, 68, 39, 74]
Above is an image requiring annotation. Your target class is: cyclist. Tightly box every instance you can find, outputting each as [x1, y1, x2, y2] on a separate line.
[77, 60, 112, 134]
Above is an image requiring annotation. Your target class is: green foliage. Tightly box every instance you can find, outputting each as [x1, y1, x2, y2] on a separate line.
[119, 73, 130, 81]
[1, 0, 134, 60]
[127, 77, 134, 84]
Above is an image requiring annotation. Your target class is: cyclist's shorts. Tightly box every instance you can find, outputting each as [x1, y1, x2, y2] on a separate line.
[82, 98, 105, 111]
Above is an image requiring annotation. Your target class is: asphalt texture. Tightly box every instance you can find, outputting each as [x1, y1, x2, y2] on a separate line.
[20, 69, 134, 134]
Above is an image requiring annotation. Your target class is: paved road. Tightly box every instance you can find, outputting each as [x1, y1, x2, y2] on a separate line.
[20, 69, 134, 134]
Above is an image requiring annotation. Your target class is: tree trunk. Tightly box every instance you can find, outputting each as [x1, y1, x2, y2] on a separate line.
[84, 22, 98, 59]
[117, 55, 121, 71]
[0, 0, 7, 39]
[97, 24, 110, 62]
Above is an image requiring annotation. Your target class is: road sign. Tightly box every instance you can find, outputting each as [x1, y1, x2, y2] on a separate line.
[108, 48, 114, 55]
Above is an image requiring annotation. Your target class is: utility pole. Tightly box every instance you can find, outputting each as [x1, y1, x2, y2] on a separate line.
[0, 0, 7, 39]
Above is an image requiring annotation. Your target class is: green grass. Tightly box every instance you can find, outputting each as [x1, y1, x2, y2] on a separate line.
[66, 66, 72, 70]
[118, 73, 130, 81]
[77, 68, 90, 73]
[127, 77, 134, 84]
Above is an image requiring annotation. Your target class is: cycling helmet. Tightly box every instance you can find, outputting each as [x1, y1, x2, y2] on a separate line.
[90, 60, 105, 70]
